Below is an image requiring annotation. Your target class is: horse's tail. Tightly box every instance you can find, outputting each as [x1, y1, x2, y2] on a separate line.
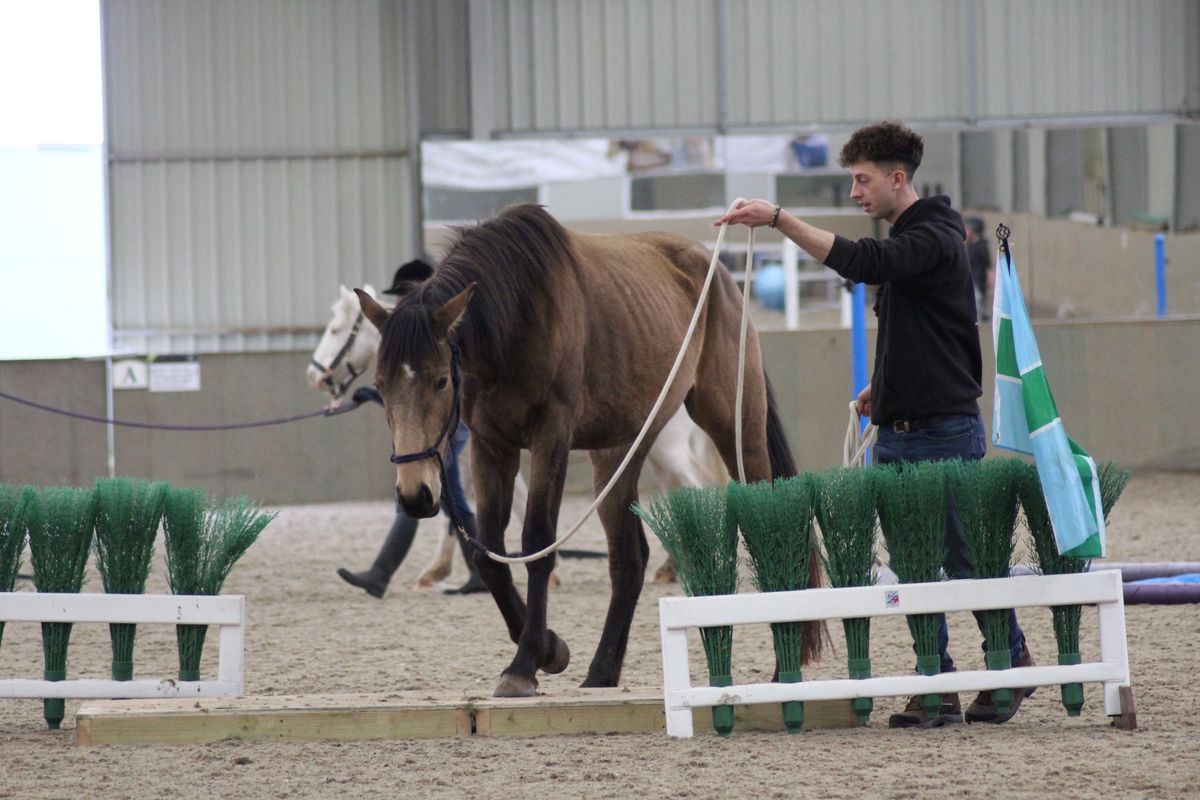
[765, 375, 796, 479]
[764, 374, 830, 666]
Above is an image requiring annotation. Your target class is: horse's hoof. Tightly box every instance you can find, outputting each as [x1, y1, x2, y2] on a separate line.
[494, 673, 538, 698]
[580, 673, 618, 689]
[412, 578, 435, 590]
[548, 571, 562, 590]
[541, 632, 570, 675]
[651, 566, 677, 584]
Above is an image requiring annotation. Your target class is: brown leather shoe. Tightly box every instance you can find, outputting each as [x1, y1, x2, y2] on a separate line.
[966, 646, 1036, 724]
[888, 692, 963, 729]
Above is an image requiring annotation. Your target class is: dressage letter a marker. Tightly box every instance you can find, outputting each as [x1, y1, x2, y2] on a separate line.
[113, 359, 149, 390]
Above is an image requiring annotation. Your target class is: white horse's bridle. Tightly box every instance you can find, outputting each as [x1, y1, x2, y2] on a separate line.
[309, 311, 368, 400]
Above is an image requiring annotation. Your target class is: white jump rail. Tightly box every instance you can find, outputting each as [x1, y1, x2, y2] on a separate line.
[0, 592, 245, 699]
[659, 570, 1131, 737]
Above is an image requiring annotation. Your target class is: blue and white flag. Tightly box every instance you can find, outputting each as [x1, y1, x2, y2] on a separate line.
[992, 243, 1105, 558]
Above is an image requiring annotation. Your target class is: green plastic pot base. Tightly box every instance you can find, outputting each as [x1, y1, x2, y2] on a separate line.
[112, 661, 134, 681]
[916, 654, 941, 715]
[43, 669, 65, 730]
[710, 674, 734, 736]
[179, 669, 201, 682]
[848, 657, 873, 723]
[779, 670, 804, 733]
[985, 650, 1014, 714]
[851, 696, 874, 723]
[1058, 652, 1084, 715]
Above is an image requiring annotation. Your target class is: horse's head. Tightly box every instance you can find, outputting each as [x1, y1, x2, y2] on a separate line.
[307, 285, 382, 400]
[357, 283, 476, 518]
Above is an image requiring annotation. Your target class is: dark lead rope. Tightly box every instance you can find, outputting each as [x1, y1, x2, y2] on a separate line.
[0, 387, 366, 430]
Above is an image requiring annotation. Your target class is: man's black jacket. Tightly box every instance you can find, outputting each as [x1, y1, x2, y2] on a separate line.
[823, 195, 982, 426]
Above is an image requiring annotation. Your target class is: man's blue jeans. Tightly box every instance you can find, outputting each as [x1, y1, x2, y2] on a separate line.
[873, 413, 1026, 672]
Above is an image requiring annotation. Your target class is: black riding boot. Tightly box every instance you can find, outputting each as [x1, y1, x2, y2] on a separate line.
[337, 512, 418, 598]
[443, 513, 488, 595]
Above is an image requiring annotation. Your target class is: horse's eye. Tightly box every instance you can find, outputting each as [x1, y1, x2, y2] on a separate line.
[434, 376, 450, 392]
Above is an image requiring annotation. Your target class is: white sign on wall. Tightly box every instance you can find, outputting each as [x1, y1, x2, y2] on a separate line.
[148, 356, 201, 393]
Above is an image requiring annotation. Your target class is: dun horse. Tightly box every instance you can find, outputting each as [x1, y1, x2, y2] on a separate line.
[357, 204, 821, 697]
[307, 283, 725, 587]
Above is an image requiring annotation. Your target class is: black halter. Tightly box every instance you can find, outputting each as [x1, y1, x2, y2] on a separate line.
[388, 342, 484, 555]
[309, 312, 365, 399]
[389, 341, 463, 467]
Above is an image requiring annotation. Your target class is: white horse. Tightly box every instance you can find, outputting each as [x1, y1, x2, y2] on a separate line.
[307, 284, 726, 587]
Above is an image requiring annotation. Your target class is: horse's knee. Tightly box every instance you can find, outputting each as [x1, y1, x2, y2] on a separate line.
[524, 556, 556, 586]
[608, 546, 647, 589]
[475, 552, 500, 575]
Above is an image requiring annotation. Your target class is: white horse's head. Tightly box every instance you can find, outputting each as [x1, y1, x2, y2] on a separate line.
[306, 284, 383, 399]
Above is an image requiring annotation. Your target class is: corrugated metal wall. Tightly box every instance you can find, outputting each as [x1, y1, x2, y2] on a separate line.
[975, 0, 1195, 122]
[103, 0, 421, 355]
[412, 0, 471, 136]
[439, 0, 1198, 139]
[102, 0, 1199, 354]
[459, 0, 719, 137]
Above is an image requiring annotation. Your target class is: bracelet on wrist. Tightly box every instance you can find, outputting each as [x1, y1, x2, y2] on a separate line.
[768, 205, 782, 229]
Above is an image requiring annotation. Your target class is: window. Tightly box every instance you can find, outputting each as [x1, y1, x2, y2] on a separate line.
[0, 0, 106, 360]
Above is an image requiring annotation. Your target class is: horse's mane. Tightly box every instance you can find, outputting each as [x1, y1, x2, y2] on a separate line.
[377, 204, 577, 381]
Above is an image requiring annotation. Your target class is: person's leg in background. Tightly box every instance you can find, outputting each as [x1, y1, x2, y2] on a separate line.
[337, 503, 420, 599]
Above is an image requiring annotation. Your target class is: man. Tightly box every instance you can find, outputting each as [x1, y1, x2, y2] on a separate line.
[716, 120, 1032, 728]
[965, 216, 993, 321]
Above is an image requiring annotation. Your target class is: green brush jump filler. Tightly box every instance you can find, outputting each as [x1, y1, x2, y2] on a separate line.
[0, 485, 30, 651]
[728, 476, 816, 733]
[1022, 461, 1131, 716]
[92, 477, 170, 681]
[874, 461, 949, 716]
[812, 466, 879, 723]
[25, 485, 97, 730]
[634, 486, 739, 736]
[947, 457, 1024, 714]
[163, 487, 276, 682]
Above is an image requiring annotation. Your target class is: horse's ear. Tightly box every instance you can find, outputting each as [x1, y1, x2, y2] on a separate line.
[355, 288, 390, 330]
[431, 283, 476, 337]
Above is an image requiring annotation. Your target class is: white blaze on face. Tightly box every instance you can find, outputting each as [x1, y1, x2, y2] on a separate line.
[402, 363, 416, 379]
[390, 381, 443, 514]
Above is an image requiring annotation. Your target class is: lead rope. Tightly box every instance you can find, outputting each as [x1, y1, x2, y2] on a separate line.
[842, 400, 878, 468]
[733, 225, 754, 484]
[478, 198, 756, 565]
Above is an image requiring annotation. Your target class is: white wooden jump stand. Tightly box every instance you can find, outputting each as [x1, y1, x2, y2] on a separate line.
[659, 570, 1135, 737]
[0, 592, 245, 700]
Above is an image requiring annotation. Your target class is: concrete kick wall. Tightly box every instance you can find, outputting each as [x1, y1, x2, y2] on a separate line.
[1, 318, 1197, 505]
[0, 352, 396, 505]
[963, 212, 1200, 319]
[764, 317, 1200, 473]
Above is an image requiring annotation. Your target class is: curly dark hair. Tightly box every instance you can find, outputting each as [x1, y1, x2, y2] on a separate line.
[839, 121, 924, 178]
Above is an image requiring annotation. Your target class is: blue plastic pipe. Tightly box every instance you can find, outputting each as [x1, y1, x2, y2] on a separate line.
[1155, 234, 1166, 318]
